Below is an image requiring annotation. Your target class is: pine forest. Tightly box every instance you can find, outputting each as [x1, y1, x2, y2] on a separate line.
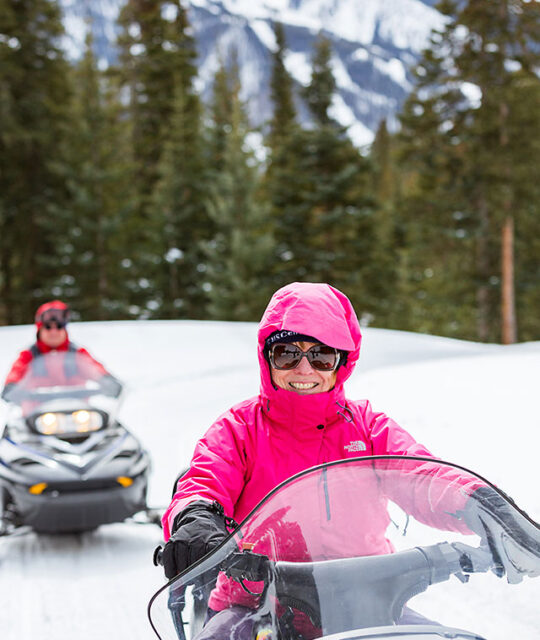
[1, 0, 539, 344]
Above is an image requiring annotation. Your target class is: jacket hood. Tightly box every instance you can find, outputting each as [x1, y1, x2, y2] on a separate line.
[257, 282, 362, 403]
[35, 300, 70, 339]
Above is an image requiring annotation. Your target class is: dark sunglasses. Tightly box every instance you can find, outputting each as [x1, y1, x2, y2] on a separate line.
[269, 343, 340, 371]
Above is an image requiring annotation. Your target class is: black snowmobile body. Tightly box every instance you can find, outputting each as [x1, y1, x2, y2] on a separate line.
[0, 351, 152, 534]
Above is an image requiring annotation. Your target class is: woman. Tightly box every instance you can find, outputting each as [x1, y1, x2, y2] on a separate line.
[161, 282, 534, 638]
[161, 282, 442, 550]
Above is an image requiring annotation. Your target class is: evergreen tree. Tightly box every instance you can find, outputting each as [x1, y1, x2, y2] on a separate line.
[371, 120, 395, 233]
[396, 0, 540, 342]
[262, 21, 302, 290]
[117, 0, 181, 198]
[53, 32, 134, 320]
[0, 0, 72, 324]
[267, 22, 297, 152]
[368, 119, 401, 326]
[268, 33, 378, 319]
[302, 33, 336, 126]
[117, 0, 202, 317]
[503, 72, 540, 341]
[280, 127, 377, 310]
[150, 70, 209, 319]
[206, 58, 234, 173]
[203, 60, 275, 321]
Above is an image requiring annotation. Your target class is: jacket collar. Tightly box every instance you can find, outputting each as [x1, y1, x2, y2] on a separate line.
[261, 380, 348, 436]
[36, 337, 70, 354]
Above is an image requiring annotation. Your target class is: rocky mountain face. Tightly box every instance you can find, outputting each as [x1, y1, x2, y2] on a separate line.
[59, 0, 445, 146]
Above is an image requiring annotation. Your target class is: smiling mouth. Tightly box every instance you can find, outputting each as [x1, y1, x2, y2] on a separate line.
[289, 382, 318, 390]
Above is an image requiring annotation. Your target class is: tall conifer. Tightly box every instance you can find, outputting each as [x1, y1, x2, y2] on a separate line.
[270, 34, 377, 318]
[267, 22, 297, 152]
[151, 72, 208, 319]
[117, 0, 202, 317]
[368, 119, 401, 326]
[263, 22, 301, 289]
[397, 0, 540, 342]
[302, 34, 336, 126]
[0, 0, 72, 323]
[55, 32, 133, 320]
[203, 60, 275, 320]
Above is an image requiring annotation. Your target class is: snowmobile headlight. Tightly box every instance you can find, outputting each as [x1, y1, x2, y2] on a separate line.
[36, 412, 59, 435]
[71, 410, 102, 432]
[34, 410, 103, 435]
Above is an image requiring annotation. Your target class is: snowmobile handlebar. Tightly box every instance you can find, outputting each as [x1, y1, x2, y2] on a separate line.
[3, 378, 123, 404]
[218, 542, 494, 632]
[155, 539, 494, 593]
[153, 540, 496, 636]
[219, 540, 493, 588]
[4, 385, 101, 403]
[154, 545, 164, 567]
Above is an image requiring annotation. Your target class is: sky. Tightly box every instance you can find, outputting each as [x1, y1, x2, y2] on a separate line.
[0, 320, 538, 639]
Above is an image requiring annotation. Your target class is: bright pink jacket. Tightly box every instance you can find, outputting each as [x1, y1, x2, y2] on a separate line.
[163, 283, 479, 612]
[163, 283, 474, 535]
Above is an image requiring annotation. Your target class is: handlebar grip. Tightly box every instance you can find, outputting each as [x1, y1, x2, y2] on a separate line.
[153, 545, 164, 567]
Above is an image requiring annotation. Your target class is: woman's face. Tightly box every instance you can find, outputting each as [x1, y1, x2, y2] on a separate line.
[270, 341, 338, 394]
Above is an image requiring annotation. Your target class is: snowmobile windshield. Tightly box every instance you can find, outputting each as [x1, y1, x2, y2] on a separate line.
[2, 352, 122, 436]
[148, 457, 540, 640]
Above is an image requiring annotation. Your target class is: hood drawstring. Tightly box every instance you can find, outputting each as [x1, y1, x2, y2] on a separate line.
[336, 401, 354, 424]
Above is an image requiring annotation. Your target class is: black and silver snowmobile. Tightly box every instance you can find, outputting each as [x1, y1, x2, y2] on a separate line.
[149, 456, 540, 640]
[0, 351, 156, 536]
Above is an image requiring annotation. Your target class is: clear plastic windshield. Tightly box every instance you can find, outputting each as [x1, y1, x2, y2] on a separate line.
[149, 457, 540, 640]
[2, 352, 121, 436]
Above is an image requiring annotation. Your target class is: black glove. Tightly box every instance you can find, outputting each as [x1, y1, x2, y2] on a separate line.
[100, 374, 123, 397]
[161, 500, 229, 580]
[464, 486, 540, 584]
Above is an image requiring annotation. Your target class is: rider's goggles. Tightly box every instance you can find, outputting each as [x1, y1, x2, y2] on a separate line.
[38, 308, 69, 329]
[269, 343, 341, 371]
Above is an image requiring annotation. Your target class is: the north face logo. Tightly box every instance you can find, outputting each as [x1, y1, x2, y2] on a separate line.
[344, 440, 367, 452]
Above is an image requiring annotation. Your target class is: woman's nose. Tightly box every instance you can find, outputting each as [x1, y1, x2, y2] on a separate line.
[295, 354, 314, 373]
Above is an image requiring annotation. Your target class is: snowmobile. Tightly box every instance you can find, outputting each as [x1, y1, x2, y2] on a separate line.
[0, 351, 157, 536]
[149, 456, 540, 640]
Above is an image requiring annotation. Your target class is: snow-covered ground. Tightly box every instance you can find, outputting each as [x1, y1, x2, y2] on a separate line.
[0, 320, 538, 639]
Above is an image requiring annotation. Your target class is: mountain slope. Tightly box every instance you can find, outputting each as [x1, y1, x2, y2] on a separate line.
[59, 0, 445, 146]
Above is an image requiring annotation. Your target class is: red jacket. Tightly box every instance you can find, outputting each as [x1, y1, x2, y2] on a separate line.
[4, 337, 108, 388]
